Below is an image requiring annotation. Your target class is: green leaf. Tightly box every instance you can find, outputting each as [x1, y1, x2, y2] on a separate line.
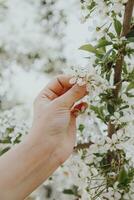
[87, 1, 96, 11]
[0, 147, 10, 156]
[63, 189, 74, 195]
[1, 136, 11, 144]
[126, 82, 134, 91]
[127, 37, 134, 43]
[126, 92, 134, 98]
[102, 49, 113, 63]
[90, 105, 106, 122]
[96, 38, 112, 48]
[78, 124, 85, 133]
[79, 44, 98, 54]
[122, 64, 128, 74]
[118, 167, 128, 185]
[108, 32, 115, 39]
[114, 19, 122, 36]
[7, 127, 14, 133]
[107, 104, 115, 115]
[126, 29, 134, 38]
[119, 105, 129, 110]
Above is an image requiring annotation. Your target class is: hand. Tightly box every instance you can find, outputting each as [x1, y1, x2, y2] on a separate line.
[0, 75, 88, 200]
[30, 75, 87, 164]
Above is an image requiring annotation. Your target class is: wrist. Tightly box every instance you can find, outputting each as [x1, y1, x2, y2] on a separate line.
[0, 131, 61, 200]
[26, 128, 64, 166]
[24, 130, 57, 163]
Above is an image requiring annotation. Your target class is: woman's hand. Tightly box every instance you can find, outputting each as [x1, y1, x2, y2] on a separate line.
[0, 75, 88, 200]
[30, 75, 88, 164]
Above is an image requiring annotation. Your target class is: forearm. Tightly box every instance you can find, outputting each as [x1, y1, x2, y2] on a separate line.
[0, 133, 60, 200]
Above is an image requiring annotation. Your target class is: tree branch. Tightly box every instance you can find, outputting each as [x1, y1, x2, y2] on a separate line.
[122, 0, 134, 37]
[74, 142, 93, 151]
[74, 119, 102, 150]
[108, 0, 134, 137]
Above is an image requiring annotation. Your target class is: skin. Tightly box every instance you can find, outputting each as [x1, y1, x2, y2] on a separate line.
[0, 75, 87, 200]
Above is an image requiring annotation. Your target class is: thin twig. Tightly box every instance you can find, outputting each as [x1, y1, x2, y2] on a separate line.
[74, 142, 93, 151]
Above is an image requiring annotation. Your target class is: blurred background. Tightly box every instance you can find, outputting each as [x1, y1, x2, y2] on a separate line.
[0, 0, 89, 109]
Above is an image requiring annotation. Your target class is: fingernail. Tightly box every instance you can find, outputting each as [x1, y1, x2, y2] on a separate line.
[81, 105, 87, 112]
[72, 110, 80, 117]
[69, 77, 77, 85]
[73, 104, 88, 116]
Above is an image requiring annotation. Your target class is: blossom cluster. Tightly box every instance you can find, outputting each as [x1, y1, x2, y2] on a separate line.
[0, 106, 29, 155]
[81, 0, 128, 18]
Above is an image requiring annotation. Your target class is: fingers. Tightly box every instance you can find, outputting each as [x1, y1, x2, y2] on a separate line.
[71, 102, 88, 117]
[68, 114, 76, 138]
[38, 75, 88, 109]
[56, 84, 87, 109]
[40, 75, 72, 101]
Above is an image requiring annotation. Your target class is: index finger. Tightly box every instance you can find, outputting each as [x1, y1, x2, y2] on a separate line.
[40, 75, 73, 100]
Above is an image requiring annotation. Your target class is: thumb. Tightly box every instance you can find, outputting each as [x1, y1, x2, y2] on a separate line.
[56, 84, 87, 108]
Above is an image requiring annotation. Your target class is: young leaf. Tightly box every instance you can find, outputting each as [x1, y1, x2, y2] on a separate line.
[0, 147, 10, 156]
[107, 104, 115, 115]
[78, 124, 85, 133]
[79, 44, 98, 54]
[87, 1, 96, 11]
[90, 105, 106, 122]
[126, 29, 134, 38]
[126, 82, 134, 91]
[108, 32, 115, 39]
[96, 38, 112, 48]
[127, 37, 134, 43]
[118, 167, 128, 185]
[102, 49, 113, 63]
[114, 19, 122, 37]
[63, 189, 74, 195]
